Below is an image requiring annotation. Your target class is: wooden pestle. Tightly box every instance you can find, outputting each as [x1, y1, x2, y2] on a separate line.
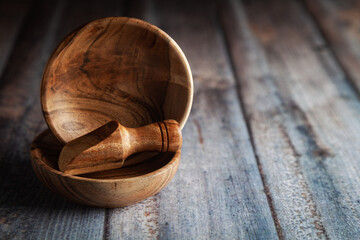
[58, 120, 182, 175]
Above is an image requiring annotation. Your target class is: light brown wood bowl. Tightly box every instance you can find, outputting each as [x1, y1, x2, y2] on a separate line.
[30, 130, 180, 208]
[35, 17, 191, 207]
[41, 17, 193, 144]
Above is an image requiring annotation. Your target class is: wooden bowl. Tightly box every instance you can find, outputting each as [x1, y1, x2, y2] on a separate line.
[41, 17, 193, 144]
[30, 130, 180, 207]
[35, 17, 191, 207]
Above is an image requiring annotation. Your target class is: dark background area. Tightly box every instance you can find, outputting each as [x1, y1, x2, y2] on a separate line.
[1, 0, 360, 239]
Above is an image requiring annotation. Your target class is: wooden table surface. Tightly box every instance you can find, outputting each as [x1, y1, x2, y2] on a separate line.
[1, 0, 360, 239]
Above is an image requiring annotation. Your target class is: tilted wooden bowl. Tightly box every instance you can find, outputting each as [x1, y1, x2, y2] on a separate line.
[41, 17, 193, 144]
[31, 130, 180, 207]
[31, 17, 192, 207]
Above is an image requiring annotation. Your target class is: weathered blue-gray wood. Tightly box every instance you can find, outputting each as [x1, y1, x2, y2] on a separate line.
[105, 1, 278, 239]
[221, 0, 360, 239]
[1, 0, 360, 239]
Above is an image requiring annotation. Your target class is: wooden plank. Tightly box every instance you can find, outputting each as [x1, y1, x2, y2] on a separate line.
[220, 0, 360, 239]
[0, 0, 123, 239]
[0, 0, 31, 78]
[303, 0, 360, 95]
[106, 1, 278, 239]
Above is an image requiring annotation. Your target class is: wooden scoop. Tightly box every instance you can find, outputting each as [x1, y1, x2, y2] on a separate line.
[58, 120, 182, 175]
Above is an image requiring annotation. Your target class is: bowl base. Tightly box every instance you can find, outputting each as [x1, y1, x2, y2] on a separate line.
[30, 129, 180, 207]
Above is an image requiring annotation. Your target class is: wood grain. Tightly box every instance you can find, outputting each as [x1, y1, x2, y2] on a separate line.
[303, 0, 360, 96]
[221, 0, 360, 238]
[41, 17, 192, 144]
[59, 119, 182, 175]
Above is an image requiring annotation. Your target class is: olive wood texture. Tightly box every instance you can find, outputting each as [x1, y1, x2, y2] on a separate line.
[41, 17, 193, 144]
[30, 130, 180, 207]
[59, 119, 182, 175]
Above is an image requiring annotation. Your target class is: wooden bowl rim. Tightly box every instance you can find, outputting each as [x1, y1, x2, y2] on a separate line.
[31, 130, 181, 183]
[41, 16, 193, 144]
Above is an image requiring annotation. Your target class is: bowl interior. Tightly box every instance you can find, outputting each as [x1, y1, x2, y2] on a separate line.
[42, 17, 193, 143]
[32, 130, 176, 180]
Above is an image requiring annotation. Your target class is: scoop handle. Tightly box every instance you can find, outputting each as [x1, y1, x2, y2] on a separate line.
[126, 119, 182, 156]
